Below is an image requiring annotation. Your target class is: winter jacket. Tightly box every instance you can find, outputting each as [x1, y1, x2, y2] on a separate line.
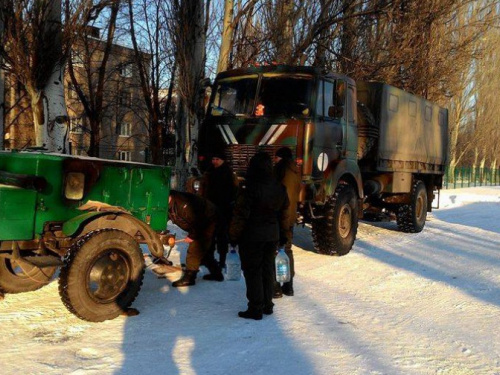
[229, 179, 289, 245]
[274, 158, 301, 227]
[168, 190, 217, 240]
[201, 162, 238, 216]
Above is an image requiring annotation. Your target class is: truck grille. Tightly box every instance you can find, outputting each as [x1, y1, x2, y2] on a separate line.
[224, 144, 292, 176]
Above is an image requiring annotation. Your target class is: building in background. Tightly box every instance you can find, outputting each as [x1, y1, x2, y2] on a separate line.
[3, 26, 151, 162]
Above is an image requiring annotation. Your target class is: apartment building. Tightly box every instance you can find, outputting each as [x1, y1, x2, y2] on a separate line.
[3, 26, 150, 162]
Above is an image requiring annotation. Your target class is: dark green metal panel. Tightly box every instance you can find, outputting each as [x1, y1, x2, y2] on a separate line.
[61, 211, 104, 237]
[0, 151, 171, 240]
[0, 185, 37, 240]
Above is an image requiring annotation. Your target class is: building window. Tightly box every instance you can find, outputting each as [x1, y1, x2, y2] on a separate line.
[70, 117, 84, 134]
[68, 83, 78, 100]
[120, 64, 133, 78]
[71, 50, 84, 67]
[118, 122, 131, 137]
[118, 151, 131, 161]
[119, 91, 132, 106]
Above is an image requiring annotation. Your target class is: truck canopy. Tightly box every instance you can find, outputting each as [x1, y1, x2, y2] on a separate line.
[356, 82, 448, 174]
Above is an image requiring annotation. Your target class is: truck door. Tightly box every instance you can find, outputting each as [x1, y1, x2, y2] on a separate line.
[311, 79, 345, 179]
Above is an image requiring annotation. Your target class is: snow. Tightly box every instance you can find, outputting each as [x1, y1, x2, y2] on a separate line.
[1, 187, 499, 375]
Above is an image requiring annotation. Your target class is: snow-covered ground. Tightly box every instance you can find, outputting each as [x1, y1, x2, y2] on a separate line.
[1, 187, 499, 375]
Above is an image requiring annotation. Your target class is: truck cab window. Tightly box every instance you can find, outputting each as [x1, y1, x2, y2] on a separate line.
[324, 81, 335, 118]
[211, 75, 258, 116]
[257, 74, 313, 117]
[316, 80, 337, 119]
[316, 80, 324, 117]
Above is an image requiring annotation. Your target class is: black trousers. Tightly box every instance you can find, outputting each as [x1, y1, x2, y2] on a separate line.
[239, 240, 277, 311]
[284, 226, 295, 278]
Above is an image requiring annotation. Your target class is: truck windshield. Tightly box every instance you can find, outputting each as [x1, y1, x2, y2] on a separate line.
[211, 75, 258, 117]
[257, 74, 313, 117]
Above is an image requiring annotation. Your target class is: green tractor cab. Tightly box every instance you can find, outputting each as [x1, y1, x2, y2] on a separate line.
[0, 150, 174, 322]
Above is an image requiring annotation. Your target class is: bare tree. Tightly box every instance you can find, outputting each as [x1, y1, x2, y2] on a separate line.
[0, 0, 70, 152]
[168, 0, 208, 188]
[65, 0, 120, 157]
[127, 0, 174, 164]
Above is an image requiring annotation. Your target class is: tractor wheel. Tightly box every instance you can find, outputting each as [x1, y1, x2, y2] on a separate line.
[396, 180, 428, 233]
[0, 253, 56, 293]
[59, 229, 145, 322]
[311, 184, 358, 256]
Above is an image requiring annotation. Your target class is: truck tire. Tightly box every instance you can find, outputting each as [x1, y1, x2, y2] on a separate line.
[396, 180, 427, 233]
[0, 255, 56, 293]
[312, 184, 358, 256]
[58, 229, 145, 322]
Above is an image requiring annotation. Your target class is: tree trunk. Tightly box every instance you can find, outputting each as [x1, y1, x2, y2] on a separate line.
[276, 0, 294, 63]
[217, 0, 234, 73]
[43, 64, 69, 153]
[173, 0, 207, 191]
[29, 0, 68, 153]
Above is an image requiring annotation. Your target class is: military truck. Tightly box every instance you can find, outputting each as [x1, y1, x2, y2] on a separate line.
[0, 151, 174, 321]
[196, 65, 448, 256]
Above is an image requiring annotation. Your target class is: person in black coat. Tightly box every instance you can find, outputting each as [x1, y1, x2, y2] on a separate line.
[229, 152, 289, 320]
[201, 151, 238, 271]
[168, 190, 223, 287]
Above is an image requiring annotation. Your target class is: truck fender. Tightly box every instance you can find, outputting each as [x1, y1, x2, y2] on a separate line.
[321, 159, 364, 200]
[62, 211, 165, 258]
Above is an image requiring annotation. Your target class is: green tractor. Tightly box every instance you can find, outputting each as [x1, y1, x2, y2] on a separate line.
[0, 150, 174, 322]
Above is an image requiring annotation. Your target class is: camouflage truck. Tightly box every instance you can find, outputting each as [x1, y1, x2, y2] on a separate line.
[0, 151, 174, 321]
[195, 65, 448, 256]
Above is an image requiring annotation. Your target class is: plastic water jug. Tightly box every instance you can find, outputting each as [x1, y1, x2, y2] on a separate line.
[226, 247, 241, 281]
[275, 247, 290, 283]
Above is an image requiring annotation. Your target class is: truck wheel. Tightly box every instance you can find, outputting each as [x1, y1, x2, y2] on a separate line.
[0, 254, 56, 293]
[396, 180, 427, 233]
[312, 184, 358, 256]
[58, 229, 145, 322]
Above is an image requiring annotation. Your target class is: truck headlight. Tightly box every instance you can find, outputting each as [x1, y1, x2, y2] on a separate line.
[65, 172, 85, 200]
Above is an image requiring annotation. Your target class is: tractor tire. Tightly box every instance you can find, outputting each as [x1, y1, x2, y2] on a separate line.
[0, 254, 56, 294]
[311, 184, 358, 256]
[59, 229, 145, 322]
[396, 180, 427, 233]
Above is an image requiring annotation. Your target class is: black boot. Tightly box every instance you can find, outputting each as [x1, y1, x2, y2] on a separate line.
[202, 271, 224, 281]
[263, 305, 274, 315]
[172, 270, 197, 287]
[238, 308, 263, 320]
[282, 280, 294, 296]
[202, 261, 224, 282]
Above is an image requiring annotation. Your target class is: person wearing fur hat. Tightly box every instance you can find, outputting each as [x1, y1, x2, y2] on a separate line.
[201, 150, 238, 273]
[273, 146, 301, 297]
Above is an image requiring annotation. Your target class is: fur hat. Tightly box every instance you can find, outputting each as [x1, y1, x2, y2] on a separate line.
[275, 147, 293, 160]
[211, 150, 226, 160]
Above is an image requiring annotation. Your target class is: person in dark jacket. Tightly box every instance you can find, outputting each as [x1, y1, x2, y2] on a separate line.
[229, 152, 289, 320]
[273, 146, 301, 297]
[201, 151, 238, 271]
[168, 190, 223, 287]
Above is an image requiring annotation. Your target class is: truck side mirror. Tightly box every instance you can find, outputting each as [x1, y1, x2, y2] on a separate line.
[328, 105, 344, 119]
